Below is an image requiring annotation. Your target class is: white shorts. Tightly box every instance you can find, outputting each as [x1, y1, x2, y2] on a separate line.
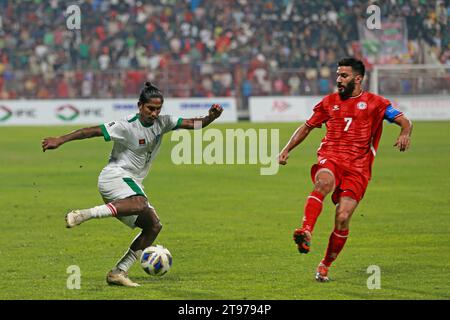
[98, 167, 154, 229]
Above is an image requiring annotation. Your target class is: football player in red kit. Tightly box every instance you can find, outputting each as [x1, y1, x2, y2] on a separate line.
[278, 58, 413, 282]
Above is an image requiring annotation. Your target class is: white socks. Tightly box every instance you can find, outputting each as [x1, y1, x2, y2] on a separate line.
[80, 203, 118, 219]
[114, 249, 143, 273]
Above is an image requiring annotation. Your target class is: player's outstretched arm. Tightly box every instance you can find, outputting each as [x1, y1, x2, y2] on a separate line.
[42, 126, 103, 152]
[393, 115, 413, 152]
[178, 104, 223, 129]
[278, 124, 314, 165]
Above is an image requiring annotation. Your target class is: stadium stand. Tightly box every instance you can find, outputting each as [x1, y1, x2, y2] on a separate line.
[0, 0, 448, 108]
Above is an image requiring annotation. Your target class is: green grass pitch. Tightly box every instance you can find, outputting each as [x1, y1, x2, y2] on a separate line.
[0, 121, 449, 300]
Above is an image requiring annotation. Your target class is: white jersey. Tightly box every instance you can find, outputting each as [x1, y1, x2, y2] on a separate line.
[99, 114, 182, 182]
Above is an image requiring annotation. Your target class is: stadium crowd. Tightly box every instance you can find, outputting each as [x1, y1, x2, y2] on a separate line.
[0, 0, 449, 102]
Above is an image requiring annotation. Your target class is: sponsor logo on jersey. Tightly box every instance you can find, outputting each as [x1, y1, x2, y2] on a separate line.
[357, 102, 367, 110]
[332, 105, 340, 111]
[139, 139, 146, 145]
[108, 121, 115, 127]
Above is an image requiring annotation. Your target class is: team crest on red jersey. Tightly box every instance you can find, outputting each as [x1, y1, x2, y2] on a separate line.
[357, 102, 367, 110]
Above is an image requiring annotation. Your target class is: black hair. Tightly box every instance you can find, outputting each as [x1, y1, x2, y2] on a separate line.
[338, 58, 365, 77]
[139, 82, 164, 104]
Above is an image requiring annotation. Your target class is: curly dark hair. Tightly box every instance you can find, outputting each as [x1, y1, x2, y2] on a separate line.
[338, 58, 365, 78]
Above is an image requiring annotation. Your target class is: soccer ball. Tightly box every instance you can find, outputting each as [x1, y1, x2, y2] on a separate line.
[140, 245, 172, 276]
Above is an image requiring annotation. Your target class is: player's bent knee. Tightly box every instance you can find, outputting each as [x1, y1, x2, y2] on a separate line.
[152, 221, 162, 234]
[336, 210, 351, 226]
[131, 196, 149, 213]
[314, 178, 334, 195]
[137, 208, 162, 233]
[142, 220, 162, 235]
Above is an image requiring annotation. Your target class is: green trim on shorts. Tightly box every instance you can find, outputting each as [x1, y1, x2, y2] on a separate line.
[122, 178, 145, 197]
[100, 124, 111, 141]
[173, 117, 183, 130]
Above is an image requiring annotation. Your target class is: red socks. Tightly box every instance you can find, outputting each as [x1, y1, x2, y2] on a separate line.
[301, 191, 325, 232]
[301, 191, 350, 268]
[322, 228, 349, 267]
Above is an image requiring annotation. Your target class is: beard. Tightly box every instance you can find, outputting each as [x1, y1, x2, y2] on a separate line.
[338, 79, 355, 100]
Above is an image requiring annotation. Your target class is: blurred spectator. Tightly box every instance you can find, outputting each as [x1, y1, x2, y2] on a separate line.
[57, 75, 69, 98]
[319, 66, 332, 95]
[242, 77, 253, 107]
[273, 77, 288, 95]
[288, 74, 301, 95]
[0, 0, 448, 102]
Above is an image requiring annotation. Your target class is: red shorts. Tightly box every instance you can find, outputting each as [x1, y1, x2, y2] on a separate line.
[310, 159, 369, 204]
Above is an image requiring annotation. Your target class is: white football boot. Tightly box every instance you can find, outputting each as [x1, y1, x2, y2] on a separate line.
[106, 270, 140, 287]
[65, 210, 89, 228]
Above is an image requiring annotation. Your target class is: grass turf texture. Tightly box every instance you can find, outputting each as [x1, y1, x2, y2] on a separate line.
[0, 122, 449, 300]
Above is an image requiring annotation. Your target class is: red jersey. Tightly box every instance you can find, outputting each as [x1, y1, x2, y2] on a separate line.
[305, 91, 402, 178]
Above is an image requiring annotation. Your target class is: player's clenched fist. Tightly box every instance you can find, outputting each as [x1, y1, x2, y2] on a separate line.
[278, 149, 289, 165]
[209, 104, 223, 119]
[42, 137, 63, 152]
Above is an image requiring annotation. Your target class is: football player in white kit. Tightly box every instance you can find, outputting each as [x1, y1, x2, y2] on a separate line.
[42, 82, 223, 287]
